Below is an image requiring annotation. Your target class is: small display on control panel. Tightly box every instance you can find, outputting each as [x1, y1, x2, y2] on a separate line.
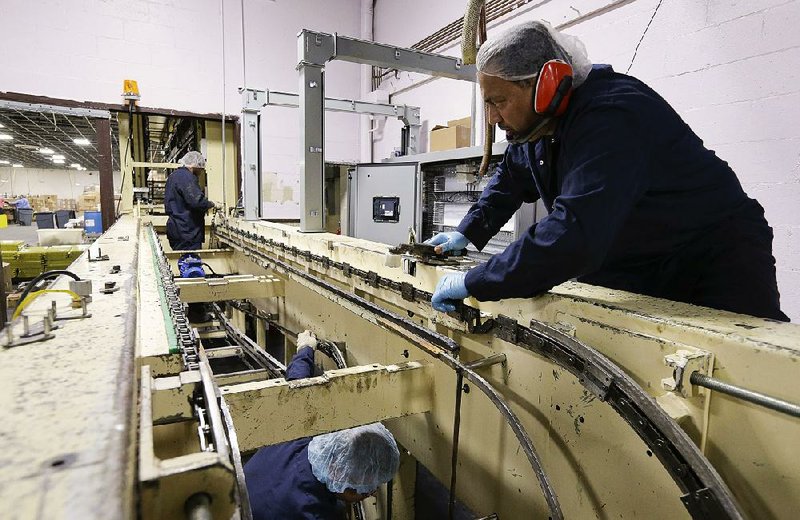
[373, 196, 400, 223]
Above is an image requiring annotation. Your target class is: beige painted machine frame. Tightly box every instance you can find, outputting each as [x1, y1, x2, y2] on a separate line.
[1, 213, 798, 520]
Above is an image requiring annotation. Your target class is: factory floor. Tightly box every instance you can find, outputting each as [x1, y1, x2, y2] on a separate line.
[0, 223, 40, 245]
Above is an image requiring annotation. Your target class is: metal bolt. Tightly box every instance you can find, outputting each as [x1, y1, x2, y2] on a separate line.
[23, 315, 30, 336]
[43, 316, 52, 335]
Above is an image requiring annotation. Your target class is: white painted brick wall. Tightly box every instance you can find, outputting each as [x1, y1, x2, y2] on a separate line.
[374, 0, 800, 320]
[0, 0, 363, 220]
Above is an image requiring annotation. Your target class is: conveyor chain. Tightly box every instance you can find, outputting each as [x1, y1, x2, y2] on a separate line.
[146, 224, 201, 370]
[214, 222, 743, 520]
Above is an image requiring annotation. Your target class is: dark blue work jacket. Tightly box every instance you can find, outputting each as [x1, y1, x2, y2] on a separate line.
[459, 65, 787, 321]
[245, 347, 345, 520]
[164, 167, 213, 250]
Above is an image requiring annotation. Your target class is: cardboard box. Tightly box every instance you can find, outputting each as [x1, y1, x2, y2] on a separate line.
[447, 116, 472, 130]
[430, 125, 471, 152]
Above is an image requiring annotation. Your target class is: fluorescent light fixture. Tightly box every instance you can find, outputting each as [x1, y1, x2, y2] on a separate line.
[52, 154, 65, 160]
[70, 163, 80, 168]
[12, 163, 23, 168]
[53, 158, 66, 164]
[38, 147, 55, 155]
[0, 160, 10, 164]
[73, 137, 90, 146]
[0, 123, 4, 128]
[0, 134, 13, 140]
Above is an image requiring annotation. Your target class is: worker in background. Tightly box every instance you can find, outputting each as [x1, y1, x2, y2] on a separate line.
[7, 195, 31, 209]
[245, 330, 401, 520]
[6, 195, 32, 224]
[164, 150, 218, 250]
[427, 21, 788, 322]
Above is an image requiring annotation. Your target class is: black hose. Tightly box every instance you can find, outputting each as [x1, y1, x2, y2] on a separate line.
[18, 270, 81, 305]
[201, 263, 218, 275]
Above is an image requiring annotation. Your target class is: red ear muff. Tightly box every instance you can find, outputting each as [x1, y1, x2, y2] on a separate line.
[534, 60, 574, 117]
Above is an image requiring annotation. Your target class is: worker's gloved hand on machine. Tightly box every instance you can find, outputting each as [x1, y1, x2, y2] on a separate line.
[431, 272, 469, 312]
[424, 231, 470, 255]
[297, 329, 319, 350]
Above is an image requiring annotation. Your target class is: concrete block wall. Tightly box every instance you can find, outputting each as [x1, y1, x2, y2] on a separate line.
[0, 0, 363, 218]
[373, 0, 800, 321]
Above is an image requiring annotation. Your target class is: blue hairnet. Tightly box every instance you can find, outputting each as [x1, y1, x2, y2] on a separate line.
[308, 423, 400, 494]
[477, 20, 592, 87]
[179, 151, 206, 168]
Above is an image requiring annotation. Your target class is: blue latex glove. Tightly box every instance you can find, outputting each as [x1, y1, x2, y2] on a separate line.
[425, 231, 470, 254]
[431, 272, 469, 312]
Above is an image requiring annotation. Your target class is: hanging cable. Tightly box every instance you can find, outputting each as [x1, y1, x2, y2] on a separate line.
[626, 0, 665, 74]
[240, 0, 247, 87]
[16, 270, 81, 307]
[12, 289, 82, 320]
[201, 262, 218, 276]
[116, 101, 135, 218]
[220, 0, 228, 215]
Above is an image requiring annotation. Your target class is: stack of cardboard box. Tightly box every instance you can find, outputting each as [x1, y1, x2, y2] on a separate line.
[27, 194, 58, 212]
[58, 199, 77, 211]
[429, 116, 472, 152]
[77, 186, 101, 211]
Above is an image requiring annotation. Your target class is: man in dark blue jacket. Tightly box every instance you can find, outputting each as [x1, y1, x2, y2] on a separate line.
[164, 151, 217, 250]
[244, 330, 401, 519]
[428, 21, 788, 321]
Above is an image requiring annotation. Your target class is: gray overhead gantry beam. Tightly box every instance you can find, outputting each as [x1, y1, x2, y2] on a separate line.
[239, 87, 422, 222]
[297, 30, 478, 232]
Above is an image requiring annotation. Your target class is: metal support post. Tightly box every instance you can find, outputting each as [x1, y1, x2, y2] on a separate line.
[95, 117, 116, 231]
[240, 88, 266, 220]
[297, 29, 476, 233]
[299, 63, 325, 232]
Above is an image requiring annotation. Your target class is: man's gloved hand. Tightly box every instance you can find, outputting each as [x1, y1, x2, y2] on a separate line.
[431, 272, 469, 312]
[297, 330, 318, 350]
[425, 231, 470, 255]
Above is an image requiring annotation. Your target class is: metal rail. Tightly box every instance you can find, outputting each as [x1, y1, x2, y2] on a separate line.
[690, 372, 800, 418]
[217, 224, 563, 518]
[211, 303, 286, 378]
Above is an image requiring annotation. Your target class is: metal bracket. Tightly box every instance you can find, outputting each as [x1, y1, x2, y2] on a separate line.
[402, 257, 416, 276]
[494, 314, 519, 344]
[101, 281, 120, 294]
[680, 487, 729, 518]
[400, 282, 415, 302]
[88, 248, 109, 262]
[662, 349, 711, 398]
[366, 271, 379, 288]
[579, 362, 614, 401]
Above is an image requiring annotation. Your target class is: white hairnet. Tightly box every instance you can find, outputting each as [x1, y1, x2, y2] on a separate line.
[308, 423, 400, 494]
[477, 21, 592, 87]
[179, 151, 206, 169]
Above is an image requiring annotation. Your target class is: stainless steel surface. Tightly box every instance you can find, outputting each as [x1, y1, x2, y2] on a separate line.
[241, 88, 266, 220]
[348, 162, 419, 245]
[298, 63, 325, 232]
